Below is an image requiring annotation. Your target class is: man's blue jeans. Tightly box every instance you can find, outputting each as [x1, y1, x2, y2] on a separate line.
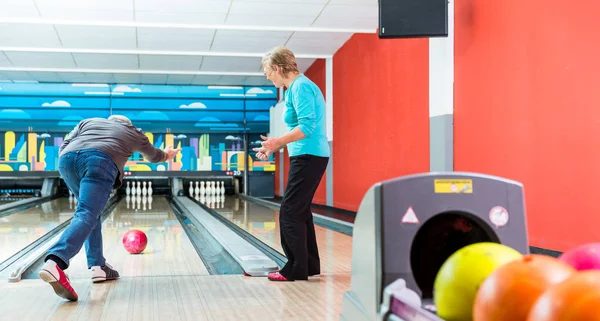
[47, 148, 118, 269]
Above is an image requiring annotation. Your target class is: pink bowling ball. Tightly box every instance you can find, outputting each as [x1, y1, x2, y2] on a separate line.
[122, 229, 148, 254]
[559, 243, 600, 271]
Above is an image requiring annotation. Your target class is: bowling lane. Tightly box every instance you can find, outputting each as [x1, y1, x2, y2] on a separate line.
[196, 195, 353, 274]
[63, 195, 210, 279]
[0, 198, 74, 264]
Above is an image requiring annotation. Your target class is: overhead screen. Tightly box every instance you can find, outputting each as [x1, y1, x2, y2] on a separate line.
[378, 0, 449, 38]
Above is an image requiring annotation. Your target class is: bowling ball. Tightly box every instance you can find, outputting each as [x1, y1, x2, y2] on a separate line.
[473, 254, 576, 321]
[122, 229, 147, 254]
[527, 270, 600, 321]
[559, 242, 600, 271]
[433, 242, 522, 321]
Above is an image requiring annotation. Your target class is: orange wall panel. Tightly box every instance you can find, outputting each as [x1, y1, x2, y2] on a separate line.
[454, 0, 600, 251]
[332, 33, 430, 212]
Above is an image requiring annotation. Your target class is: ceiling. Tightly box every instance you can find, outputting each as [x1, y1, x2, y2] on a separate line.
[0, 0, 378, 86]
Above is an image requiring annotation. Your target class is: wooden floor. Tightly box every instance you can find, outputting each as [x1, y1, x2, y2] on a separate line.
[0, 195, 353, 320]
[0, 197, 73, 263]
[1, 273, 350, 320]
[64, 196, 209, 279]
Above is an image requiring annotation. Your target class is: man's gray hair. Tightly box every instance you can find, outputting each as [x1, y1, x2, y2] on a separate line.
[108, 115, 132, 125]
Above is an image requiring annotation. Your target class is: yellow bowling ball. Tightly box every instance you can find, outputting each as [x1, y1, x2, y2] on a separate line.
[433, 242, 522, 321]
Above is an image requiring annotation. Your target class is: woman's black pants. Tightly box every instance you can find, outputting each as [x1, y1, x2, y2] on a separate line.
[278, 154, 329, 281]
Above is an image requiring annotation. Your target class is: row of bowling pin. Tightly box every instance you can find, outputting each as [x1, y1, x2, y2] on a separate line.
[126, 194, 153, 210]
[189, 181, 225, 196]
[125, 181, 153, 196]
[194, 194, 225, 209]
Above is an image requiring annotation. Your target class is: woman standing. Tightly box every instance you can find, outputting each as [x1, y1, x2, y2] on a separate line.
[254, 45, 330, 282]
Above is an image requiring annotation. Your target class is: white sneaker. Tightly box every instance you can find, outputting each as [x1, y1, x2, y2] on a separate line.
[91, 263, 120, 283]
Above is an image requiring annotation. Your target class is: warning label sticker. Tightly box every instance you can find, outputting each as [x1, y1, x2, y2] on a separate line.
[434, 179, 473, 194]
[402, 206, 419, 224]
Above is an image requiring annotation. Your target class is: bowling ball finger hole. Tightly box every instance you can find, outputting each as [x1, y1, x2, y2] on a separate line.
[410, 211, 500, 299]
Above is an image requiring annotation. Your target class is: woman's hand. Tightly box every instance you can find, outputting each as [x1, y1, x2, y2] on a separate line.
[260, 135, 281, 152]
[253, 146, 272, 161]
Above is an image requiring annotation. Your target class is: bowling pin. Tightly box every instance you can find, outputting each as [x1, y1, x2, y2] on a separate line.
[147, 182, 153, 196]
[221, 181, 225, 195]
[126, 181, 130, 195]
[189, 181, 194, 196]
[195, 181, 199, 196]
[136, 181, 141, 196]
[200, 181, 205, 195]
[131, 182, 136, 196]
[142, 181, 147, 196]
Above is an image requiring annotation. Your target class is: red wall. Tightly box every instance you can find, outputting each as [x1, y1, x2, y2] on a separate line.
[454, 0, 600, 251]
[332, 34, 430, 211]
[279, 34, 430, 210]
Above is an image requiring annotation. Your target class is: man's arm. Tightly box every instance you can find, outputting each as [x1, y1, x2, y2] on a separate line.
[137, 132, 168, 163]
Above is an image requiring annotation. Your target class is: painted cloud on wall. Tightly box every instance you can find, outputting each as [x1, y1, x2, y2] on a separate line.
[42, 100, 71, 107]
[246, 88, 273, 94]
[113, 85, 141, 93]
[180, 102, 207, 109]
[0, 109, 30, 119]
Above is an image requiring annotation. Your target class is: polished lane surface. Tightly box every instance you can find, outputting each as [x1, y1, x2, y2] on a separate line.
[3, 195, 350, 320]
[0, 197, 75, 264]
[62, 195, 210, 280]
[195, 195, 353, 274]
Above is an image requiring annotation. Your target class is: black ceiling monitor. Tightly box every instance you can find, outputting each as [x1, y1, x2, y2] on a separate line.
[378, 0, 449, 38]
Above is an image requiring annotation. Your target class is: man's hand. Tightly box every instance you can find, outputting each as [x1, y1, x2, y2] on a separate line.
[163, 145, 181, 161]
[253, 146, 272, 161]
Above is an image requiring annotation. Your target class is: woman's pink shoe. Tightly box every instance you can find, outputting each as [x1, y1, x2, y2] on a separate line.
[268, 272, 293, 282]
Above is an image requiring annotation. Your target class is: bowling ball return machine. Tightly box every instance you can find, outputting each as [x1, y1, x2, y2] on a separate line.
[339, 172, 530, 321]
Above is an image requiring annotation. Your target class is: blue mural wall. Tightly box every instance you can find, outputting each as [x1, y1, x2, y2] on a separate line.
[0, 83, 277, 172]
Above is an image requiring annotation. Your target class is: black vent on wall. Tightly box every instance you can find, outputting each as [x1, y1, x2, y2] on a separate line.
[378, 0, 449, 38]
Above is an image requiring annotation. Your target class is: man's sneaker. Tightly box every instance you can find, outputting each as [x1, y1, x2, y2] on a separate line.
[38, 260, 78, 301]
[91, 263, 120, 283]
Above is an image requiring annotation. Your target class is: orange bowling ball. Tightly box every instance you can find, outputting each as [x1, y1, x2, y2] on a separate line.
[527, 270, 600, 321]
[473, 254, 576, 321]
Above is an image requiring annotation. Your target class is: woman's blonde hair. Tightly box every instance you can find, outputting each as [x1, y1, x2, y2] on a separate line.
[262, 45, 299, 76]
